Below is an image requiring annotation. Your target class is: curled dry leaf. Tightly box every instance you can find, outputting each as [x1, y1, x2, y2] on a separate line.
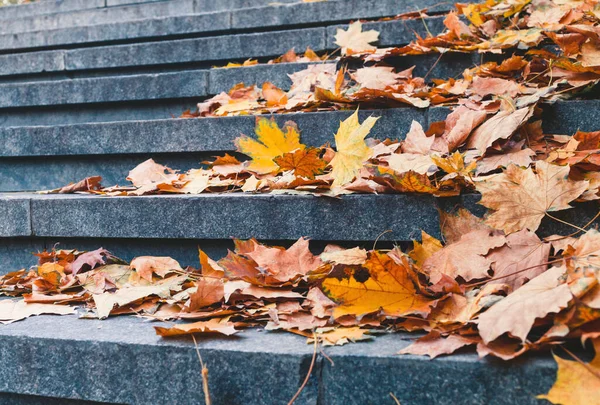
[476, 161, 589, 234]
[477, 265, 572, 344]
[154, 317, 238, 337]
[398, 331, 479, 358]
[0, 299, 75, 324]
[130, 256, 184, 282]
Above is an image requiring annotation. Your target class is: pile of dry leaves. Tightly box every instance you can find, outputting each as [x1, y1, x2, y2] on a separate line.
[2, 0, 600, 403]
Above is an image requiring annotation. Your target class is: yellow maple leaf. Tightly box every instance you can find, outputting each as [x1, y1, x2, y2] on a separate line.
[334, 21, 379, 55]
[538, 338, 600, 405]
[274, 147, 327, 179]
[235, 118, 305, 174]
[475, 161, 589, 234]
[330, 109, 378, 187]
[322, 251, 433, 318]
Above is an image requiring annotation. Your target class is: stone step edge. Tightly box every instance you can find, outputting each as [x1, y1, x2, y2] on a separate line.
[0, 192, 595, 243]
[0, 314, 558, 405]
[0, 100, 593, 157]
[0, 0, 452, 51]
[0, 17, 444, 77]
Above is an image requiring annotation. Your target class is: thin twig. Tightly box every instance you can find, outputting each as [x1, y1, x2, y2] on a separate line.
[546, 212, 589, 234]
[390, 392, 402, 405]
[373, 229, 393, 250]
[192, 335, 212, 405]
[560, 345, 600, 381]
[288, 332, 319, 405]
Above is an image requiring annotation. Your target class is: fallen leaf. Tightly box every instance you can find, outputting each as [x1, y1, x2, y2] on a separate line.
[466, 107, 533, 155]
[335, 21, 379, 55]
[154, 317, 238, 337]
[309, 326, 373, 346]
[399, 331, 478, 358]
[130, 256, 184, 282]
[185, 277, 224, 312]
[320, 246, 368, 265]
[477, 265, 572, 344]
[330, 109, 378, 187]
[0, 299, 75, 324]
[538, 338, 600, 405]
[235, 118, 305, 174]
[322, 251, 433, 318]
[274, 147, 327, 179]
[476, 161, 588, 234]
[422, 230, 506, 284]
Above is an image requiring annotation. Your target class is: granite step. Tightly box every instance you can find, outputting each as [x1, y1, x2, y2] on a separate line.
[0, 192, 595, 271]
[0, 100, 594, 191]
[0, 0, 462, 50]
[0, 51, 480, 108]
[0, 0, 305, 35]
[0, 314, 558, 405]
[0, 0, 105, 21]
[0, 17, 446, 77]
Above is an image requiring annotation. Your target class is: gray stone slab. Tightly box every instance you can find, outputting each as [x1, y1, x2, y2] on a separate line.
[0, 108, 425, 156]
[321, 333, 556, 405]
[0, 195, 30, 237]
[0, 11, 231, 51]
[0, 153, 208, 192]
[0, 392, 108, 405]
[0, 100, 195, 128]
[64, 27, 326, 71]
[29, 193, 440, 241]
[232, 0, 448, 29]
[107, 0, 164, 6]
[0, 0, 104, 21]
[0, 238, 43, 272]
[0, 315, 318, 405]
[0, 50, 64, 77]
[0, 312, 559, 405]
[208, 62, 317, 95]
[541, 99, 600, 134]
[0, 71, 207, 108]
[0, 0, 197, 35]
[326, 17, 446, 48]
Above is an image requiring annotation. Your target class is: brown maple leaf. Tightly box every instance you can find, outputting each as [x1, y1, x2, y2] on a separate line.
[274, 147, 327, 179]
[477, 265, 572, 344]
[398, 331, 479, 358]
[130, 256, 184, 282]
[422, 229, 506, 284]
[475, 161, 589, 234]
[185, 277, 224, 312]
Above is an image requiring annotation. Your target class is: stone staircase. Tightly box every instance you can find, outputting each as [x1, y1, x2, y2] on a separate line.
[0, 0, 587, 404]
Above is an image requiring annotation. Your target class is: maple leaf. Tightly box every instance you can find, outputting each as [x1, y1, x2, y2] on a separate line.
[369, 167, 439, 194]
[244, 237, 323, 284]
[309, 326, 373, 346]
[382, 153, 437, 175]
[476, 146, 535, 175]
[130, 256, 184, 282]
[235, 118, 305, 174]
[154, 317, 238, 337]
[322, 251, 433, 318]
[352, 66, 399, 90]
[93, 275, 185, 319]
[475, 161, 589, 234]
[70, 248, 113, 275]
[477, 265, 572, 344]
[274, 147, 327, 179]
[334, 21, 379, 55]
[37, 262, 65, 286]
[262, 82, 288, 107]
[436, 106, 488, 153]
[422, 229, 506, 284]
[486, 229, 550, 292]
[402, 121, 434, 154]
[330, 109, 378, 187]
[185, 277, 224, 312]
[0, 299, 75, 324]
[466, 107, 533, 155]
[538, 338, 600, 405]
[320, 246, 368, 265]
[127, 159, 178, 188]
[409, 231, 443, 269]
[398, 331, 478, 358]
[199, 248, 224, 279]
